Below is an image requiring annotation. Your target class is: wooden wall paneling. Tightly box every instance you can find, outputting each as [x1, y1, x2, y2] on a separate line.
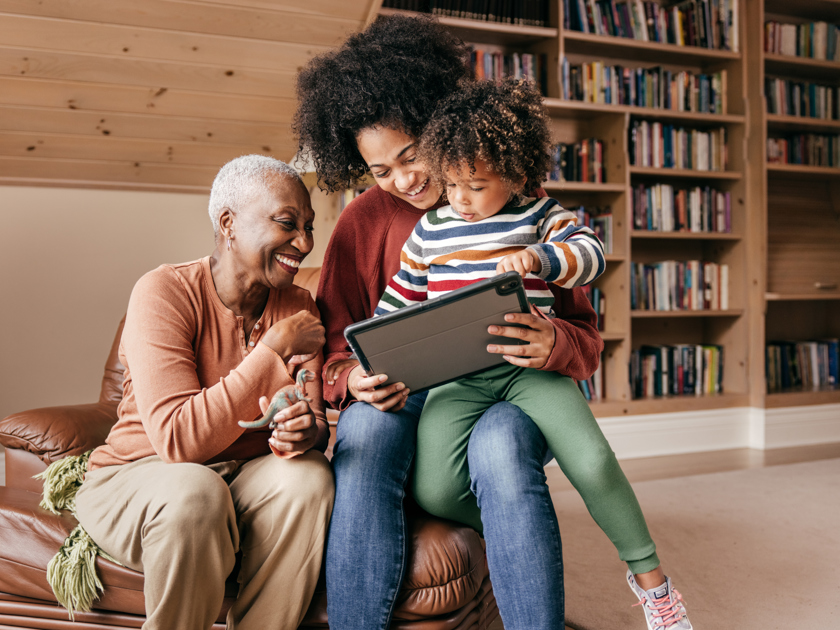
[0, 131, 278, 166]
[0, 155, 218, 190]
[0, 14, 330, 72]
[0, 47, 297, 99]
[0, 0, 361, 47]
[192, 0, 376, 22]
[0, 105, 295, 150]
[0, 78, 297, 125]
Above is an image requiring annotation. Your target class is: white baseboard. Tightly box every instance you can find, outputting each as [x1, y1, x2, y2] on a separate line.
[763, 404, 840, 450]
[544, 403, 840, 463]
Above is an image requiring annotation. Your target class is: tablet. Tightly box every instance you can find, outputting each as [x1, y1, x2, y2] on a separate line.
[344, 272, 530, 393]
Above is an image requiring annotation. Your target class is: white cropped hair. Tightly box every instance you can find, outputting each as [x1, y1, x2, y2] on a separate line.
[208, 154, 303, 236]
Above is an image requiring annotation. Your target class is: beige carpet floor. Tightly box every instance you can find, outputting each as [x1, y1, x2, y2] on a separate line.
[556, 458, 840, 629]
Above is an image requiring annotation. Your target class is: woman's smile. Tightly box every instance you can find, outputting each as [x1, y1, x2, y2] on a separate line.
[274, 252, 302, 275]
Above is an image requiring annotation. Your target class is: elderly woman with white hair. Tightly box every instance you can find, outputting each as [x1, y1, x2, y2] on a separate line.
[74, 155, 335, 630]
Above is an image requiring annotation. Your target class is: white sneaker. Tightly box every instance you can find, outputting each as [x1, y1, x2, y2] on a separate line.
[626, 569, 693, 629]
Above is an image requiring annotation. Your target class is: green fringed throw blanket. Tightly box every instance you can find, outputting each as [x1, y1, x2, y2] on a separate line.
[35, 450, 121, 621]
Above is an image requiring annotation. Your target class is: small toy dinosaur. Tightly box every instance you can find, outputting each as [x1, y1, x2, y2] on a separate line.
[238, 369, 314, 430]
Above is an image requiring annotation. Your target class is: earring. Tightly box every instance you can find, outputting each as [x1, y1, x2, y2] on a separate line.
[227, 233, 233, 251]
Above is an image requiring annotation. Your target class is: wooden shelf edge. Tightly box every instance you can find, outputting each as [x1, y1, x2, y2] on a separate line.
[590, 393, 749, 417]
[629, 167, 742, 179]
[563, 30, 741, 60]
[766, 114, 840, 131]
[543, 99, 745, 123]
[765, 52, 840, 72]
[542, 181, 625, 192]
[632, 230, 740, 240]
[766, 388, 840, 409]
[631, 309, 743, 318]
[378, 8, 558, 38]
[766, 292, 840, 301]
[599, 332, 626, 341]
[766, 164, 840, 176]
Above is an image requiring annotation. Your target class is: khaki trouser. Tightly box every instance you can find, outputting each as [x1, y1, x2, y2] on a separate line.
[76, 451, 334, 630]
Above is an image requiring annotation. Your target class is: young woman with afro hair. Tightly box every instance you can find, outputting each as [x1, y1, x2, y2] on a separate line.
[294, 14, 604, 630]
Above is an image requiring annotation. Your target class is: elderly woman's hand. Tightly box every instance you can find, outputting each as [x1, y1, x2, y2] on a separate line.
[261, 311, 325, 363]
[260, 396, 320, 458]
[485, 304, 557, 369]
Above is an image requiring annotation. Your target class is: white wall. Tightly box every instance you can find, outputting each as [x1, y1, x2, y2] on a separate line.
[0, 185, 213, 419]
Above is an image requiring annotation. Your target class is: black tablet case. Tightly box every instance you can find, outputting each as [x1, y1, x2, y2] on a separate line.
[344, 272, 530, 393]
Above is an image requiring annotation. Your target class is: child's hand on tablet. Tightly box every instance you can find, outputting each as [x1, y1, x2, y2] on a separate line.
[496, 249, 541, 277]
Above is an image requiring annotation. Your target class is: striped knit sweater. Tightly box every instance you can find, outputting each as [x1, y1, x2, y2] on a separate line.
[375, 196, 605, 316]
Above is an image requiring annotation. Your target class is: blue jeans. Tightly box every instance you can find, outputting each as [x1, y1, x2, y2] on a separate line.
[325, 396, 564, 629]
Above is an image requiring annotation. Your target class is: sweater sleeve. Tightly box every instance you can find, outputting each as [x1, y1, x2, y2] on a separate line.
[123, 268, 294, 464]
[529, 201, 606, 288]
[540, 284, 604, 380]
[375, 226, 429, 314]
[315, 207, 371, 410]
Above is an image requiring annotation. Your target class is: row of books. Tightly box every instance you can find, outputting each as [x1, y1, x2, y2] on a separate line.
[581, 285, 607, 331]
[629, 121, 728, 171]
[547, 139, 607, 184]
[469, 47, 548, 95]
[380, 0, 551, 26]
[631, 344, 724, 398]
[767, 134, 840, 168]
[765, 77, 839, 121]
[578, 357, 604, 401]
[764, 20, 840, 61]
[561, 58, 727, 114]
[568, 205, 614, 254]
[766, 340, 838, 392]
[630, 260, 730, 311]
[564, 0, 739, 51]
[632, 183, 732, 233]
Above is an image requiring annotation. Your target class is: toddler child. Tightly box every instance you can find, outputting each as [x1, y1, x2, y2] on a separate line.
[374, 78, 692, 630]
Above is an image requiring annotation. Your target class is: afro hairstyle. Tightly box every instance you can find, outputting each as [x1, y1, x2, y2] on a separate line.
[417, 77, 553, 195]
[293, 14, 472, 192]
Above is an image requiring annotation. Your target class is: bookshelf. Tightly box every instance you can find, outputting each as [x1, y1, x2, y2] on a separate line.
[746, 0, 840, 407]
[375, 1, 840, 419]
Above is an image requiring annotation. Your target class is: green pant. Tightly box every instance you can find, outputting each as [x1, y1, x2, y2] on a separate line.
[413, 363, 659, 574]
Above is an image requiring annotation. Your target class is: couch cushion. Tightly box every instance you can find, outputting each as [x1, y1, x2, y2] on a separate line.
[0, 487, 488, 624]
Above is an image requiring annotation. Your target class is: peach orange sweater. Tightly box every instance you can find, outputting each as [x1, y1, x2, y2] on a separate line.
[89, 257, 323, 470]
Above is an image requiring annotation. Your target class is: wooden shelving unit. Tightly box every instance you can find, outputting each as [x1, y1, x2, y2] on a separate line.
[378, 1, 839, 417]
[747, 0, 840, 407]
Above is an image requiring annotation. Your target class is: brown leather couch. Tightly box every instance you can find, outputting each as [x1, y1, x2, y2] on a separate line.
[0, 267, 498, 629]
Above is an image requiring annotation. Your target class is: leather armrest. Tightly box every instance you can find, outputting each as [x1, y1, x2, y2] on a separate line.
[0, 402, 117, 465]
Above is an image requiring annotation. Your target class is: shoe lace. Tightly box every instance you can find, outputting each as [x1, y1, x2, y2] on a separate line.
[632, 588, 686, 628]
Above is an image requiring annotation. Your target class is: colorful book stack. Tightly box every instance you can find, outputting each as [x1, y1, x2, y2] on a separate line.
[567, 205, 613, 254]
[632, 183, 731, 233]
[630, 344, 724, 398]
[469, 47, 548, 95]
[764, 20, 840, 60]
[766, 340, 839, 392]
[765, 77, 839, 120]
[581, 285, 606, 331]
[578, 352, 604, 401]
[564, 0, 739, 51]
[630, 260, 729, 311]
[380, 0, 551, 26]
[561, 59, 727, 114]
[629, 121, 727, 171]
[548, 139, 606, 183]
[767, 133, 840, 167]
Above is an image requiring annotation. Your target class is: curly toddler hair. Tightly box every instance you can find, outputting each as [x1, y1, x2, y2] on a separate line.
[417, 78, 552, 194]
[293, 14, 472, 193]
